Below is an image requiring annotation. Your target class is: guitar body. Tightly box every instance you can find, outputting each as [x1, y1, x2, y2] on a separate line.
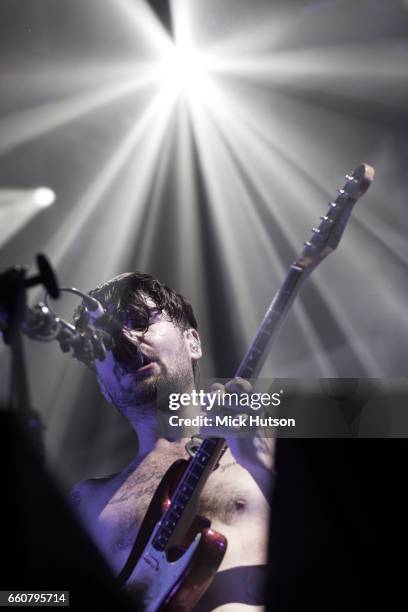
[122, 460, 227, 611]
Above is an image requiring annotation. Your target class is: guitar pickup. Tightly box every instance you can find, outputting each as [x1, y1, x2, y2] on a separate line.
[143, 553, 160, 571]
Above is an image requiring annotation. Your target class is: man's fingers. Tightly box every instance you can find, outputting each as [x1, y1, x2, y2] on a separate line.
[201, 379, 252, 414]
[201, 385, 224, 411]
[209, 379, 252, 395]
[210, 383, 225, 393]
[225, 377, 252, 395]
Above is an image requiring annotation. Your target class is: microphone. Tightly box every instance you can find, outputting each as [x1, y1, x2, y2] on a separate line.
[17, 301, 114, 364]
[81, 295, 144, 369]
[82, 294, 106, 323]
[1, 282, 145, 368]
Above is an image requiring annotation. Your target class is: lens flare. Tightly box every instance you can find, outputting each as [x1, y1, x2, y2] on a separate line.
[33, 187, 56, 208]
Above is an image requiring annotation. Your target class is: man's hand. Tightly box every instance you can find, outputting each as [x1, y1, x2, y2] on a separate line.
[203, 377, 275, 499]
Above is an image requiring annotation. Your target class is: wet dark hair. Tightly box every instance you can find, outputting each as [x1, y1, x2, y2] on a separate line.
[74, 272, 198, 332]
[74, 272, 199, 375]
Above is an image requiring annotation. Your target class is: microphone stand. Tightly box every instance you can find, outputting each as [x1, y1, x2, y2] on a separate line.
[0, 254, 60, 459]
[1, 256, 128, 457]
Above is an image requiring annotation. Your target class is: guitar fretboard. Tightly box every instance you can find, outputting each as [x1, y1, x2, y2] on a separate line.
[236, 264, 305, 379]
[152, 438, 224, 550]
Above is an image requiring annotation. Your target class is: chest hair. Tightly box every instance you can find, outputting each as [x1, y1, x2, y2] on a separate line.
[100, 449, 249, 552]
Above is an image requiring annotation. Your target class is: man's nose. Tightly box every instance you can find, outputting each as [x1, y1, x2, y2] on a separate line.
[122, 328, 145, 343]
[113, 329, 144, 367]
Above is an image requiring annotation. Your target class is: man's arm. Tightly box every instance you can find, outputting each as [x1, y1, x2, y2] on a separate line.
[210, 378, 276, 501]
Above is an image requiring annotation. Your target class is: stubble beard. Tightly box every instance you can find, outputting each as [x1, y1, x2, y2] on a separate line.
[112, 354, 193, 416]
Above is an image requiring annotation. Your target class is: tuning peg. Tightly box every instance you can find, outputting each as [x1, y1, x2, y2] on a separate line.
[337, 188, 346, 196]
[304, 241, 314, 248]
[329, 202, 337, 208]
[345, 173, 356, 182]
[320, 215, 333, 222]
[311, 227, 321, 234]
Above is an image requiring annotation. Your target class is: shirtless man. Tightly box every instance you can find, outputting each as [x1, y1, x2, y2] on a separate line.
[70, 272, 274, 611]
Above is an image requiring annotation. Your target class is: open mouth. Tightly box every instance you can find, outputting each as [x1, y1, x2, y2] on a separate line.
[135, 353, 156, 373]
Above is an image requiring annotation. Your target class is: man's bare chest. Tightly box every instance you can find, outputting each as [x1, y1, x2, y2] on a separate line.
[94, 448, 265, 563]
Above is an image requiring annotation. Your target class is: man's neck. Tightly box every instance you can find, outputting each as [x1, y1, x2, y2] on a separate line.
[128, 408, 162, 456]
[125, 385, 201, 457]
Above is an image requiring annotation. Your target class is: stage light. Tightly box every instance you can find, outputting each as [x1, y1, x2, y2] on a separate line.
[160, 44, 211, 104]
[0, 187, 56, 248]
[166, 46, 199, 93]
[33, 187, 56, 208]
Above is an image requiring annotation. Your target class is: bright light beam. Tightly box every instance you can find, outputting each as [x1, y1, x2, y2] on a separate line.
[0, 69, 159, 156]
[0, 187, 56, 248]
[160, 45, 209, 101]
[29, 79, 180, 294]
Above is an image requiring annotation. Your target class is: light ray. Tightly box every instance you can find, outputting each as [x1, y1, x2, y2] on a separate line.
[190, 95, 337, 376]
[0, 187, 56, 248]
[0, 68, 159, 156]
[205, 9, 301, 58]
[208, 41, 408, 92]
[2, 61, 156, 101]
[173, 99, 210, 335]
[189, 93, 338, 376]
[30, 80, 179, 294]
[207, 94, 385, 374]
[115, 0, 173, 55]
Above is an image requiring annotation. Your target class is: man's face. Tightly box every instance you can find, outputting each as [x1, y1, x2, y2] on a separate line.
[94, 297, 201, 414]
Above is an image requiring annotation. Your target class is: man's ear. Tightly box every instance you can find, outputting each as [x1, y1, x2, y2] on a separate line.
[184, 328, 202, 361]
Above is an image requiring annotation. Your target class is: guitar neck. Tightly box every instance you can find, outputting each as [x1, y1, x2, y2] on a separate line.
[236, 263, 306, 379]
[152, 437, 225, 551]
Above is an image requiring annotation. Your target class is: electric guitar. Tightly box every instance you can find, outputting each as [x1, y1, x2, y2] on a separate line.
[118, 164, 375, 611]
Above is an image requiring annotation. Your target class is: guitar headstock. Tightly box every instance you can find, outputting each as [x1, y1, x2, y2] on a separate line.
[295, 163, 375, 271]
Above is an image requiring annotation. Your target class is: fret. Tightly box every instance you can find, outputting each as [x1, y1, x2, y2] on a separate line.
[191, 462, 205, 474]
[174, 495, 186, 505]
[154, 535, 166, 548]
[242, 367, 252, 375]
[272, 293, 290, 311]
[160, 525, 173, 537]
[167, 508, 181, 520]
[283, 266, 304, 290]
[176, 491, 189, 502]
[203, 438, 218, 449]
[252, 339, 269, 354]
[256, 327, 274, 340]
